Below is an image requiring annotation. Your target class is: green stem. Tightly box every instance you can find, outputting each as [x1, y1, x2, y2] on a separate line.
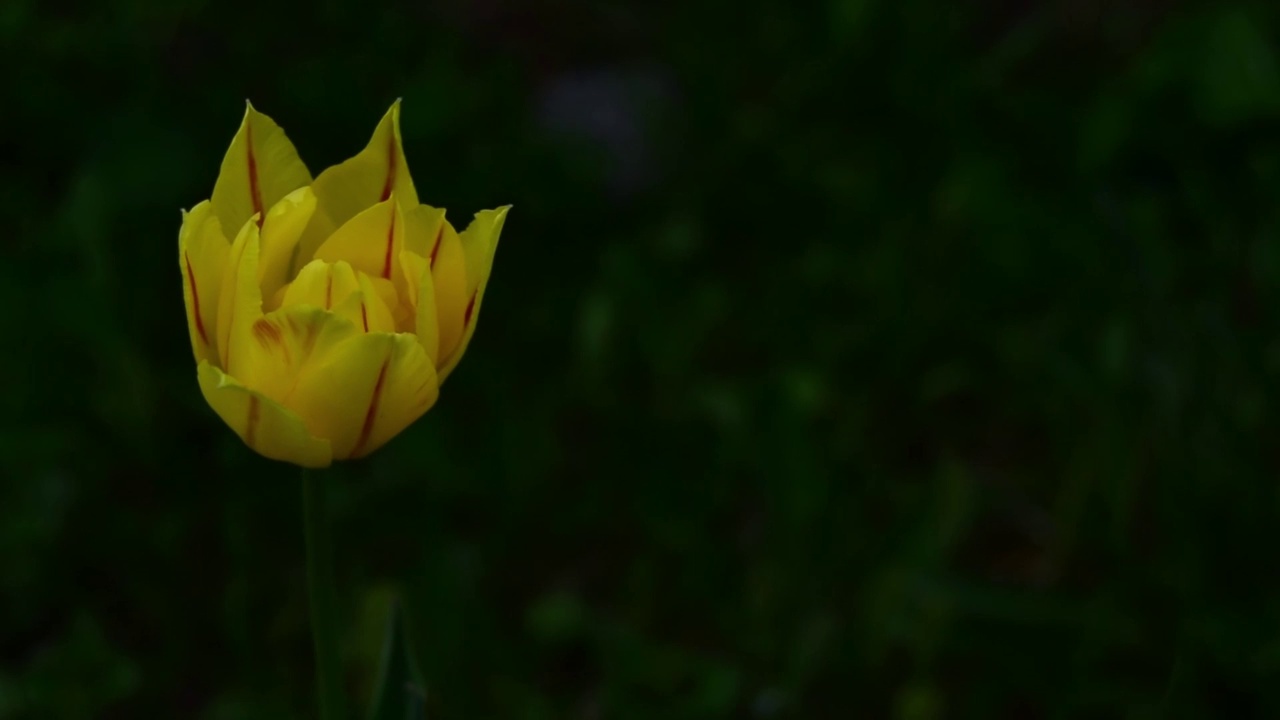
[302, 468, 345, 720]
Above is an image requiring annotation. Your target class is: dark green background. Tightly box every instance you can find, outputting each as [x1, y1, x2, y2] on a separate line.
[5, 0, 1280, 717]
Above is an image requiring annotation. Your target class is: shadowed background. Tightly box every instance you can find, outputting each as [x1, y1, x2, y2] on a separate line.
[4, 0, 1280, 717]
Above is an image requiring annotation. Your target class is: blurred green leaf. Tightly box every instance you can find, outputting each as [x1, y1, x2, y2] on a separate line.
[526, 590, 587, 644]
[1195, 7, 1280, 127]
[367, 600, 426, 720]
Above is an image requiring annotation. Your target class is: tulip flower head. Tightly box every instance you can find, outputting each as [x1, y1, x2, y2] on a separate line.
[180, 101, 508, 467]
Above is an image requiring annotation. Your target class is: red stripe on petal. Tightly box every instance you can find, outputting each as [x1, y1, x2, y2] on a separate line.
[352, 356, 390, 457]
[246, 121, 264, 226]
[252, 317, 282, 346]
[381, 206, 396, 279]
[252, 318, 290, 366]
[360, 301, 369, 332]
[184, 251, 209, 346]
[379, 134, 396, 203]
[428, 225, 443, 268]
[463, 290, 477, 327]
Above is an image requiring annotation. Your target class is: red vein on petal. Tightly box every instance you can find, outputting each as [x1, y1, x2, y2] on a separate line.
[428, 224, 444, 268]
[252, 317, 281, 346]
[252, 318, 290, 366]
[245, 120, 264, 226]
[380, 206, 396, 279]
[379, 132, 397, 203]
[360, 301, 369, 332]
[463, 290, 478, 327]
[184, 251, 209, 345]
[352, 356, 390, 457]
[324, 273, 333, 309]
[246, 395, 261, 448]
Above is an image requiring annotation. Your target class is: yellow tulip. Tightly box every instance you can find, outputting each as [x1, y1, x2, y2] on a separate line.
[180, 101, 509, 468]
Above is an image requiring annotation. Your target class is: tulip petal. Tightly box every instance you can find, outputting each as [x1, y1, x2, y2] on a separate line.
[438, 206, 510, 383]
[235, 304, 361, 405]
[282, 260, 397, 334]
[210, 102, 312, 242]
[288, 332, 438, 460]
[297, 101, 419, 263]
[396, 203, 447, 336]
[179, 201, 229, 365]
[197, 361, 333, 468]
[403, 202, 446, 259]
[400, 250, 439, 364]
[312, 196, 407, 282]
[259, 187, 317, 307]
[284, 259, 362, 312]
[354, 272, 397, 334]
[217, 218, 265, 377]
[429, 219, 468, 366]
[459, 207, 509, 294]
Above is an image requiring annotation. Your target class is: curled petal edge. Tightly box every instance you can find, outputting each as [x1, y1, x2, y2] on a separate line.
[197, 360, 333, 468]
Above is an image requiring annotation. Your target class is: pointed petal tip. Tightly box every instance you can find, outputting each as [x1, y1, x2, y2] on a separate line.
[180, 199, 212, 224]
[215, 370, 236, 390]
[384, 99, 405, 132]
[474, 205, 512, 223]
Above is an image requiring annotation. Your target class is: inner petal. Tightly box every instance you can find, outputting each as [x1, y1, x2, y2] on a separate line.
[257, 187, 318, 305]
[279, 259, 397, 334]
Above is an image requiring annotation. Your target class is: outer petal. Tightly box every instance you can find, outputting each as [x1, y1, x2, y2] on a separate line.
[259, 187, 317, 307]
[210, 102, 312, 242]
[403, 202, 446, 259]
[459, 207, 509, 294]
[198, 361, 332, 468]
[179, 201, 228, 365]
[392, 203, 447, 333]
[438, 206, 510, 383]
[429, 219, 468, 365]
[297, 100, 419, 263]
[288, 332, 438, 460]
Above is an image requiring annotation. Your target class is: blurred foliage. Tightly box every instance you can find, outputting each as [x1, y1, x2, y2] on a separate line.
[4, 0, 1280, 717]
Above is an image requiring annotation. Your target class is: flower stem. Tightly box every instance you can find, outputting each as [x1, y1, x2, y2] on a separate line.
[302, 468, 345, 720]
